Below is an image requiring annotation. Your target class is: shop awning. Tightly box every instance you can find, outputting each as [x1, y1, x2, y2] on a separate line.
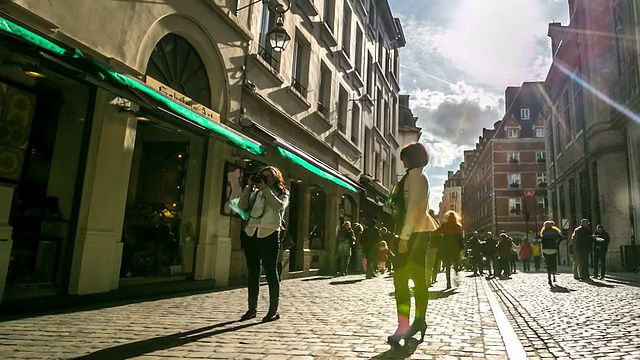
[0, 14, 266, 156]
[274, 138, 359, 194]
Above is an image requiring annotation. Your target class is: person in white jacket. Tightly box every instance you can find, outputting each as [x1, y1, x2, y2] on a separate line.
[387, 142, 439, 347]
[238, 166, 289, 323]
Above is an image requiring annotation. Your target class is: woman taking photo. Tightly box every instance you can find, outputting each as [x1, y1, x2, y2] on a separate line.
[387, 142, 439, 346]
[238, 166, 290, 322]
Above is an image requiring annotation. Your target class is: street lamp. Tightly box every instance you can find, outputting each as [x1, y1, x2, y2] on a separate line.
[236, 0, 292, 52]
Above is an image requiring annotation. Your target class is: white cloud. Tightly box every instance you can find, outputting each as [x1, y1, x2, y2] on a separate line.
[429, 186, 444, 213]
[421, 133, 466, 169]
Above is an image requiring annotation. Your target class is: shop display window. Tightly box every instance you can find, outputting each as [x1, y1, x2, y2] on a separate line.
[121, 121, 205, 278]
[308, 185, 326, 249]
[6, 80, 89, 289]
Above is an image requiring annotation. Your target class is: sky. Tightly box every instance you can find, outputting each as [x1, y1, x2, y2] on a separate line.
[388, 0, 570, 211]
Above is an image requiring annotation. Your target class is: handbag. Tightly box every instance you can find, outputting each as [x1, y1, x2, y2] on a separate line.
[279, 219, 295, 250]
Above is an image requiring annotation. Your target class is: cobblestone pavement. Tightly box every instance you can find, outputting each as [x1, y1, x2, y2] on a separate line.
[487, 270, 640, 360]
[0, 272, 510, 359]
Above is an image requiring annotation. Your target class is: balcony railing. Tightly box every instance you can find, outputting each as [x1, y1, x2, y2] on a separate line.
[509, 158, 519, 163]
[317, 102, 329, 118]
[537, 157, 546, 163]
[538, 182, 547, 187]
[291, 77, 307, 97]
[510, 208, 522, 215]
[509, 182, 520, 188]
[258, 44, 277, 68]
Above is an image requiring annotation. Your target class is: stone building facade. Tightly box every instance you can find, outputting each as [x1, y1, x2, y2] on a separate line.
[545, 0, 632, 270]
[440, 170, 462, 220]
[0, 0, 407, 304]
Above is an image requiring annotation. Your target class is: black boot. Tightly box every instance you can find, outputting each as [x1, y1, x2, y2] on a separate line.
[262, 299, 280, 322]
[240, 297, 257, 321]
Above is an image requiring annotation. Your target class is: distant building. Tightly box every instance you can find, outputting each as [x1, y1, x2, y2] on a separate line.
[461, 83, 548, 239]
[441, 170, 462, 223]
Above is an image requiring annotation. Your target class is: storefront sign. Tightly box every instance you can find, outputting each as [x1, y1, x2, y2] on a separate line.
[145, 76, 220, 123]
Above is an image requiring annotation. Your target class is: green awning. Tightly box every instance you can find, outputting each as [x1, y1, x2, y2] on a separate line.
[0, 14, 266, 156]
[274, 139, 358, 193]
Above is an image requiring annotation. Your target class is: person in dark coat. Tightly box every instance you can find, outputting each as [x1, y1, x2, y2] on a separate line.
[496, 233, 514, 277]
[433, 211, 464, 289]
[572, 219, 593, 281]
[361, 218, 381, 279]
[482, 231, 498, 277]
[468, 232, 484, 276]
[336, 221, 355, 276]
[540, 221, 564, 286]
[592, 224, 610, 279]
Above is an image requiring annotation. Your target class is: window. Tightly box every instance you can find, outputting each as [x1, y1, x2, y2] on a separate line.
[548, 121, 555, 159]
[574, 81, 585, 132]
[364, 129, 371, 174]
[520, 107, 530, 120]
[450, 204, 456, 211]
[592, 161, 601, 224]
[341, 1, 352, 56]
[291, 35, 309, 97]
[350, 103, 360, 144]
[563, 91, 572, 144]
[390, 156, 397, 185]
[508, 152, 520, 163]
[537, 172, 547, 186]
[318, 62, 331, 117]
[368, 0, 376, 29]
[537, 196, 548, 211]
[382, 159, 389, 185]
[375, 88, 382, 128]
[377, 33, 384, 64]
[507, 128, 519, 138]
[374, 152, 380, 179]
[366, 53, 374, 96]
[258, 4, 281, 68]
[324, 0, 335, 32]
[509, 198, 522, 214]
[308, 185, 327, 249]
[450, 192, 457, 201]
[535, 128, 545, 138]
[508, 173, 521, 187]
[580, 170, 590, 222]
[569, 178, 577, 229]
[391, 96, 397, 135]
[355, 27, 364, 75]
[536, 151, 546, 162]
[383, 99, 389, 135]
[337, 86, 348, 133]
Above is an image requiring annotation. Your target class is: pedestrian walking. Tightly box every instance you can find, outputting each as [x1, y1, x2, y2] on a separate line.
[336, 221, 355, 276]
[540, 221, 564, 287]
[386, 142, 439, 346]
[352, 222, 364, 274]
[468, 231, 484, 276]
[482, 231, 498, 277]
[378, 240, 390, 273]
[432, 210, 464, 289]
[519, 238, 533, 272]
[238, 166, 290, 322]
[531, 239, 542, 271]
[361, 218, 381, 279]
[592, 224, 610, 279]
[497, 233, 514, 277]
[572, 219, 593, 281]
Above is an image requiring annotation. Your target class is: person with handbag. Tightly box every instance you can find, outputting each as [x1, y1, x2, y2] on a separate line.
[336, 221, 355, 275]
[238, 166, 289, 322]
[386, 142, 439, 347]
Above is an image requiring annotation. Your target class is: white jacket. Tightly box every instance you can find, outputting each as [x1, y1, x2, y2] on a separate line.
[239, 185, 290, 238]
[399, 168, 439, 240]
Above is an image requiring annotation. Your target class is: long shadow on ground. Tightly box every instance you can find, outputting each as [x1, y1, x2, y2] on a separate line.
[370, 338, 420, 359]
[73, 320, 261, 359]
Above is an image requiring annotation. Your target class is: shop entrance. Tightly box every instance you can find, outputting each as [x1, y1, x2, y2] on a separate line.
[120, 121, 205, 280]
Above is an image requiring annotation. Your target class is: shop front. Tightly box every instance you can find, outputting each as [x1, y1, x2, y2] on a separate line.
[0, 15, 266, 302]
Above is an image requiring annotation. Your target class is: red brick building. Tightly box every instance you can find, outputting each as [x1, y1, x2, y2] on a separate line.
[461, 82, 548, 239]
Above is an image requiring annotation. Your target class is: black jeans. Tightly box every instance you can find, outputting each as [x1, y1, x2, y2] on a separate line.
[244, 231, 280, 310]
[393, 232, 430, 321]
[593, 250, 607, 277]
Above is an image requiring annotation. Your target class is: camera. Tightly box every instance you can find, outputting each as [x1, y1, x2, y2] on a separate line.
[249, 174, 263, 183]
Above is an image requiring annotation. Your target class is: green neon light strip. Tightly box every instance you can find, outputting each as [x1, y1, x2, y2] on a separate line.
[0, 17, 83, 58]
[276, 145, 358, 193]
[0, 14, 263, 156]
[94, 64, 266, 156]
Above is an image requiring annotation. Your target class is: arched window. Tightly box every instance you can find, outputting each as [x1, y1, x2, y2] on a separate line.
[308, 185, 326, 249]
[147, 34, 211, 107]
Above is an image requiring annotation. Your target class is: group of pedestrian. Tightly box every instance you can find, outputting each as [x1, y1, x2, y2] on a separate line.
[571, 219, 610, 280]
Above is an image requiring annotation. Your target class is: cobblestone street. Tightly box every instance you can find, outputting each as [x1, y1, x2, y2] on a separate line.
[1, 270, 639, 359]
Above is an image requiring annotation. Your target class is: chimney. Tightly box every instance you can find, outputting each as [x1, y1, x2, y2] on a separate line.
[548, 22, 565, 58]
